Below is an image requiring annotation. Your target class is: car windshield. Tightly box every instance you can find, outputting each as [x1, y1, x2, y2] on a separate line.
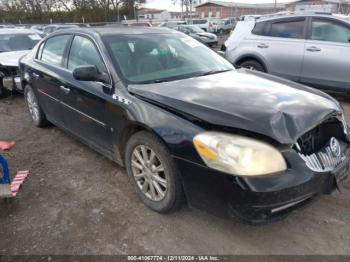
[187, 26, 204, 33]
[104, 33, 233, 84]
[0, 33, 41, 52]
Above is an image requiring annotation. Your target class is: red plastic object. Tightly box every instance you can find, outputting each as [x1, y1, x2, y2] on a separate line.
[10, 170, 29, 197]
[0, 141, 15, 151]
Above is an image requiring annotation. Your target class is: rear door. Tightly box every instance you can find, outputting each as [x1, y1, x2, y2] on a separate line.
[251, 17, 307, 81]
[33, 34, 72, 126]
[300, 17, 350, 91]
[60, 34, 113, 151]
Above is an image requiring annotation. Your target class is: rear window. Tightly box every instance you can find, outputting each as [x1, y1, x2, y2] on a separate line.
[0, 34, 41, 52]
[267, 18, 305, 39]
[252, 22, 267, 35]
[193, 20, 207, 24]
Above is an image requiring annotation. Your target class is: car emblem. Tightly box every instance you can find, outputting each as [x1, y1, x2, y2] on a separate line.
[330, 137, 341, 157]
[112, 94, 132, 105]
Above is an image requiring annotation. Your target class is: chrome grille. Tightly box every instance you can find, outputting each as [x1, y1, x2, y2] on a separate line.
[298, 144, 345, 172]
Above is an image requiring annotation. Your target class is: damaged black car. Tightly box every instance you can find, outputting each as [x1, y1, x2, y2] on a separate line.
[19, 27, 350, 224]
[0, 29, 42, 97]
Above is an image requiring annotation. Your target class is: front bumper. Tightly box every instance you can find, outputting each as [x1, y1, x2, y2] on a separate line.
[3, 76, 22, 91]
[175, 148, 349, 224]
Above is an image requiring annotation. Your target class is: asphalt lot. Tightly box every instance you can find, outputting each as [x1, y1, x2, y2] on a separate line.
[0, 91, 350, 255]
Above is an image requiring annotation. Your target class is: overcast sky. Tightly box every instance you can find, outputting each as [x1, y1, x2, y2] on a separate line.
[144, 0, 298, 11]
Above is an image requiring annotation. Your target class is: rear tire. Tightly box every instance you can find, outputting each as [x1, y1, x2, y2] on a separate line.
[125, 131, 184, 213]
[24, 85, 49, 127]
[239, 60, 265, 72]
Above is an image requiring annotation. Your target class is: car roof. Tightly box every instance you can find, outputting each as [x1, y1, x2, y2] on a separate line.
[45, 24, 79, 28]
[0, 28, 38, 35]
[52, 26, 174, 36]
[257, 13, 350, 23]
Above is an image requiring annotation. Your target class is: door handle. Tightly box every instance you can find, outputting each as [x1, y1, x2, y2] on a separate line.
[60, 85, 70, 94]
[32, 72, 40, 79]
[306, 46, 321, 52]
[257, 43, 269, 48]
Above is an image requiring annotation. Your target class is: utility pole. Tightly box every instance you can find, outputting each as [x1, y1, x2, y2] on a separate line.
[134, 4, 137, 20]
[134, 1, 139, 21]
[274, 0, 277, 12]
[185, 0, 189, 19]
[181, 0, 184, 19]
[190, 0, 193, 22]
[117, 1, 120, 22]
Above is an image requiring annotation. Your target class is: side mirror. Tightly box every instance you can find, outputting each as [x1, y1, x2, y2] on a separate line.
[73, 65, 109, 84]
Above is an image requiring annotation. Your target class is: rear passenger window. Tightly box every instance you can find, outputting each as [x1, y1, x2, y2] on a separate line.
[252, 22, 267, 35]
[41, 35, 71, 67]
[268, 19, 305, 39]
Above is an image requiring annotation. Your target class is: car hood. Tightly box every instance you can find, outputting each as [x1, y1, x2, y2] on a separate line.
[0, 50, 29, 67]
[196, 32, 216, 38]
[128, 69, 342, 145]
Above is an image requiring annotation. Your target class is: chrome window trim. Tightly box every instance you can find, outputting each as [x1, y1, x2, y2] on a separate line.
[33, 32, 113, 89]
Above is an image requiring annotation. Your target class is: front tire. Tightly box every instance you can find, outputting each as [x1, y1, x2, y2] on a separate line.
[24, 85, 49, 127]
[239, 60, 265, 72]
[125, 131, 184, 213]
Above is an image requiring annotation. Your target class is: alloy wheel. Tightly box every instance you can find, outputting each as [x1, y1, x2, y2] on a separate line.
[131, 145, 168, 202]
[26, 88, 40, 122]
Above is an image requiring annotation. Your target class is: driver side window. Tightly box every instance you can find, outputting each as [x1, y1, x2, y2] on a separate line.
[68, 35, 107, 74]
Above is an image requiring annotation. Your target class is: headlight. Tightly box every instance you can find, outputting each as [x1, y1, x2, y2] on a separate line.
[193, 132, 287, 176]
[340, 113, 348, 134]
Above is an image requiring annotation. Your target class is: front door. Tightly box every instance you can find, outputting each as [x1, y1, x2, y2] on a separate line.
[300, 17, 350, 91]
[60, 35, 113, 151]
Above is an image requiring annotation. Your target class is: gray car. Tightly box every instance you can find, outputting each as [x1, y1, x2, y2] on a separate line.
[176, 25, 218, 47]
[216, 18, 236, 34]
[225, 13, 350, 92]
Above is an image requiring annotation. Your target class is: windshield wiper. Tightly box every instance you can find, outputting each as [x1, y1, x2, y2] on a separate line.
[138, 78, 174, 84]
[199, 69, 232, 76]
[135, 70, 232, 85]
[137, 74, 196, 84]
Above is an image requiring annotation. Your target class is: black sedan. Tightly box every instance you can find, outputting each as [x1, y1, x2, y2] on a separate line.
[19, 27, 350, 224]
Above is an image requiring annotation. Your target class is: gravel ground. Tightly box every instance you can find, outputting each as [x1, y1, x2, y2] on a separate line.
[0, 91, 349, 256]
